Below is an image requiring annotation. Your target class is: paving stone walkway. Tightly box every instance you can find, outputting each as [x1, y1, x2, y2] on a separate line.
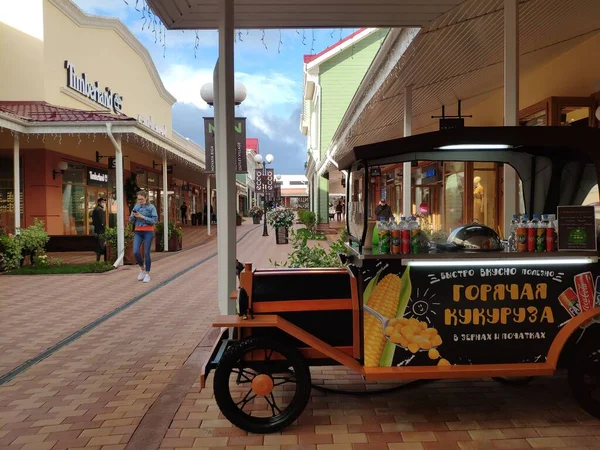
[1, 222, 599, 450]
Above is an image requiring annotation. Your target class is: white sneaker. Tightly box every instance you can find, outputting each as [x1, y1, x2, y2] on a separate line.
[143, 273, 151, 283]
[137, 270, 146, 281]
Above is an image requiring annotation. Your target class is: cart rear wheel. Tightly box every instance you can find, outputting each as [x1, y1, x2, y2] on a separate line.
[492, 377, 534, 386]
[569, 338, 600, 418]
[213, 337, 311, 434]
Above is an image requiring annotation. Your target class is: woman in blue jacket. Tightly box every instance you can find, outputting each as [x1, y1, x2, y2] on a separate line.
[129, 190, 158, 283]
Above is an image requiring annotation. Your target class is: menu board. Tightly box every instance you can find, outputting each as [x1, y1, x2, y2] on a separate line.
[557, 205, 597, 251]
[356, 258, 600, 368]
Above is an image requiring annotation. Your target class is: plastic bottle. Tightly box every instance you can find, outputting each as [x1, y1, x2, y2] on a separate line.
[391, 218, 401, 255]
[508, 214, 519, 252]
[528, 214, 539, 253]
[516, 214, 529, 252]
[546, 214, 556, 252]
[372, 221, 379, 247]
[537, 215, 548, 252]
[409, 216, 421, 255]
[378, 217, 390, 254]
[400, 216, 410, 255]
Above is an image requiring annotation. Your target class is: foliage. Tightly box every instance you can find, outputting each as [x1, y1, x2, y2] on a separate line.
[248, 206, 263, 218]
[104, 224, 135, 253]
[296, 228, 326, 241]
[270, 229, 349, 269]
[0, 232, 23, 272]
[124, 173, 141, 213]
[266, 207, 295, 229]
[7, 261, 114, 275]
[17, 219, 49, 254]
[297, 210, 316, 231]
[155, 221, 183, 250]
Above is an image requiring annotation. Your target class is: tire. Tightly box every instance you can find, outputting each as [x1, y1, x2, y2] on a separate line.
[568, 337, 600, 418]
[492, 377, 534, 386]
[213, 337, 311, 434]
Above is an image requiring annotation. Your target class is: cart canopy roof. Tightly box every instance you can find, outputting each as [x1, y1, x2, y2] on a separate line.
[339, 126, 600, 217]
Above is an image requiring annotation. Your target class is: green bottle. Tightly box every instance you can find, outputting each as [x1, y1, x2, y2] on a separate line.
[372, 221, 379, 247]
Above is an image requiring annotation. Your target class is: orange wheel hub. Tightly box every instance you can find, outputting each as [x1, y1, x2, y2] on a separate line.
[251, 374, 274, 396]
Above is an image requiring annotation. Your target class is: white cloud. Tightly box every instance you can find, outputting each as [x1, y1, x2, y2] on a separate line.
[72, 0, 130, 20]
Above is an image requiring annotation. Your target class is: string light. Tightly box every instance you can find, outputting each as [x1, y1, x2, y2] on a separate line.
[310, 29, 315, 54]
[278, 29, 283, 54]
[261, 29, 267, 50]
[194, 30, 199, 58]
[302, 29, 306, 46]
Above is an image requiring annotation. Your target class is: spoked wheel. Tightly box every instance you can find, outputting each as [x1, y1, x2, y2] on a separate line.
[492, 377, 534, 386]
[213, 337, 311, 433]
[569, 338, 600, 418]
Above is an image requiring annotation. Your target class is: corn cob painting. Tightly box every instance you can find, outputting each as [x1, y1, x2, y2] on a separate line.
[363, 268, 412, 367]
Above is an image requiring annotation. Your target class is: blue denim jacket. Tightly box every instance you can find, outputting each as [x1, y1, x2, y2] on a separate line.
[129, 203, 158, 230]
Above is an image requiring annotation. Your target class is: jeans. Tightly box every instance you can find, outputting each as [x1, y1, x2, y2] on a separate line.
[133, 231, 154, 272]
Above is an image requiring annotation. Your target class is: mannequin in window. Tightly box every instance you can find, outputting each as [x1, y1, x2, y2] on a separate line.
[473, 176, 484, 224]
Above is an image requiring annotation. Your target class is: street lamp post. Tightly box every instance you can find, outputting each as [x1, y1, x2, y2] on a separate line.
[254, 153, 274, 237]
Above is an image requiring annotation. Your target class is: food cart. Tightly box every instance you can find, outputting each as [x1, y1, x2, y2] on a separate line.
[203, 126, 600, 434]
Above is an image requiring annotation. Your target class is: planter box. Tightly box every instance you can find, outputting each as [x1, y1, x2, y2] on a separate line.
[156, 234, 182, 252]
[252, 216, 261, 224]
[107, 240, 137, 265]
[236, 215, 242, 226]
[275, 227, 289, 244]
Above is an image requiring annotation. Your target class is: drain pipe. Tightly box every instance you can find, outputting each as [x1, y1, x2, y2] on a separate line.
[106, 124, 125, 267]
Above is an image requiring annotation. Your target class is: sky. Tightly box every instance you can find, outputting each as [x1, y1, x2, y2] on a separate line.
[72, 0, 358, 175]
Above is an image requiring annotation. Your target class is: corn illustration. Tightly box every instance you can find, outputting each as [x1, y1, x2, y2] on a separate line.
[364, 273, 402, 367]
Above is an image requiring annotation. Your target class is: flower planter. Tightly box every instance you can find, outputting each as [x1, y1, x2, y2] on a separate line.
[236, 215, 242, 226]
[156, 234, 182, 252]
[252, 216, 261, 224]
[275, 227, 289, 245]
[107, 240, 138, 265]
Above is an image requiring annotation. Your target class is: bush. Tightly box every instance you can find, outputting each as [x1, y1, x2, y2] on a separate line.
[0, 233, 23, 272]
[266, 207, 295, 229]
[17, 219, 49, 254]
[248, 206, 263, 218]
[270, 229, 348, 268]
[155, 221, 183, 251]
[296, 228, 326, 240]
[297, 210, 316, 231]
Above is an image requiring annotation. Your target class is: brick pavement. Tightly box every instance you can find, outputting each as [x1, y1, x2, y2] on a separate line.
[1, 222, 599, 450]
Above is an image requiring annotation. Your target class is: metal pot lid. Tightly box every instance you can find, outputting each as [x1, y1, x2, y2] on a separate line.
[446, 222, 504, 251]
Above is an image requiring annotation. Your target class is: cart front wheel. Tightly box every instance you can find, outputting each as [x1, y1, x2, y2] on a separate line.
[569, 338, 600, 418]
[492, 377, 534, 386]
[213, 337, 311, 434]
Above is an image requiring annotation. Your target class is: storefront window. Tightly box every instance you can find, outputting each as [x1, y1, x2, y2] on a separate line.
[560, 106, 591, 127]
[62, 184, 86, 235]
[444, 162, 464, 232]
[520, 109, 547, 127]
[472, 162, 497, 228]
[348, 164, 365, 240]
[0, 155, 24, 232]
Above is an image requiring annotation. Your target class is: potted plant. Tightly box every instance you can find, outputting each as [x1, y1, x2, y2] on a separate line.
[0, 231, 23, 272]
[125, 173, 141, 213]
[155, 221, 183, 252]
[249, 206, 263, 225]
[266, 207, 295, 244]
[104, 225, 136, 264]
[16, 219, 50, 266]
[236, 212, 243, 226]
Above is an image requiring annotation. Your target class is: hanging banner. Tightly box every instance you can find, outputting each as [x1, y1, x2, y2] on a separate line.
[265, 169, 275, 193]
[255, 169, 264, 193]
[203, 117, 247, 174]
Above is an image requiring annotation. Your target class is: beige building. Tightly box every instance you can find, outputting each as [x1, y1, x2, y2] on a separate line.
[0, 0, 233, 254]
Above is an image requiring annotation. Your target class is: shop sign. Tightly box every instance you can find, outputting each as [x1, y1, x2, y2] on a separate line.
[557, 205, 597, 251]
[108, 157, 116, 169]
[357, 259, 600, 368]
[137, 115, 167, 137]
[167, 165, 173, 174]
[147, 174, 157, 186]
[86, 167, 109, 186]
[203, 117, 247, 174]
[64, 61, 123, 114]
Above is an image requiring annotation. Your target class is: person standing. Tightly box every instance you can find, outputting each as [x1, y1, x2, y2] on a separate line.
[180, 202, 188, 224]
[374, 198, 392, 221]
[335, 201, 343, 222]
[92, 197, 107, 262]
[130, 190, 158, 283]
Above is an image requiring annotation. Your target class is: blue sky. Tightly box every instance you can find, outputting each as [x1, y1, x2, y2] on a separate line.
[73, 0, 357, 175]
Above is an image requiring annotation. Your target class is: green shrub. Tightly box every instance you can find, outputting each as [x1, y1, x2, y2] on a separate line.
[297, 210, 316, 231]
[17, 219, 49, 254]
[270, 229, 348, 268]
[155, 221, 183, 251]
[296, 228, 326, 240]
[0, 233, 23, 272]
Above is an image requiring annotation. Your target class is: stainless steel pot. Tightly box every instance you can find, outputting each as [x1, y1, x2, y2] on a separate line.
[440, 223, 504, 252]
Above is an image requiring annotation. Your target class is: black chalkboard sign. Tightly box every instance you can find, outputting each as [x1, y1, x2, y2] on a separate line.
[557, 206, 597, 251]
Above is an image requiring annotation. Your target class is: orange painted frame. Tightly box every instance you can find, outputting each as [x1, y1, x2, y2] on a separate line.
[211, 307, 600, 382]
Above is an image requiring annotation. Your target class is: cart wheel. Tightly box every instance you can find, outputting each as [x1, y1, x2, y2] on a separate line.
[568, 338, 600, 418]
[492, 377, 534, 386]
[213, 337, 311, 434]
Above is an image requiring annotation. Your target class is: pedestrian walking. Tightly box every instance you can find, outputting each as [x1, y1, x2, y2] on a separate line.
[180, 202, 188, 224]
[130, 190, 158, 283]
[92, 197, 107, 262]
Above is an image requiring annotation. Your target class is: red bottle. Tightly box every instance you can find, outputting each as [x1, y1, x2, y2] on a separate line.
[400, 217, 410, 254]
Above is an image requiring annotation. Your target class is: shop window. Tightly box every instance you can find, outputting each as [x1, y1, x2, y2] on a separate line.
[444, 162, 465, 233]
[0, 155, 24, 232]
[560, 106, 591, 127]
[62, 163, 85, 184]
[472, 162, 497, 229]
[520, 109, 547, 127]
[61, 184, 86, 235]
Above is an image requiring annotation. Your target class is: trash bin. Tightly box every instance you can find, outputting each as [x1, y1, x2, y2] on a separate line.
[191, 213, 198, 226]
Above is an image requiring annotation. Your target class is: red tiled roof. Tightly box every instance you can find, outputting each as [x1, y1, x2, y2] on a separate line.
[0, 101, 135, 123]
[303, 28, 366, 64]
[246, 138, 259, 154]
